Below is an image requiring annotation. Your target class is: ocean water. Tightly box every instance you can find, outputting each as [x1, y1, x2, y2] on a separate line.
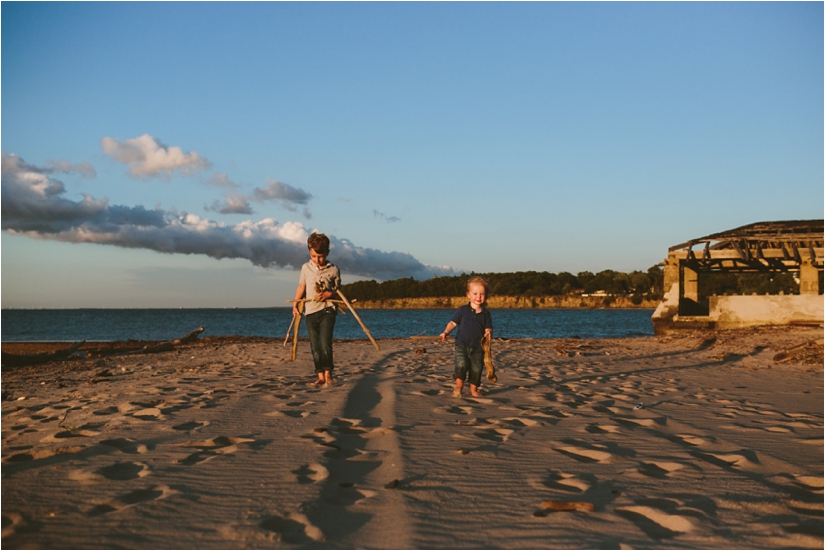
[1, 308, 655, 342]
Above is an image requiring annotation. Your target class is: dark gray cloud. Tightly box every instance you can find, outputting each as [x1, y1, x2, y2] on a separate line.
[2, 153, 454, 280]
[252, 179, 313, 209]
[206, 192, 254, 215]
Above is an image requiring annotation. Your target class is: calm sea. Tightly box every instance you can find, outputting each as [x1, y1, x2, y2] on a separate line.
[1, 308, 654, 342]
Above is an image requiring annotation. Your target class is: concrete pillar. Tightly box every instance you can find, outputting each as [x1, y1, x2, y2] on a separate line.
[681, 263, 699, 302]
[663, 256, 680, 295]
[799, 261, 819, 295]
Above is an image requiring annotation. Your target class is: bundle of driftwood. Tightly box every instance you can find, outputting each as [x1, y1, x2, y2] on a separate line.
[1, 327, 205, 368]
[286, 288, 380, 361]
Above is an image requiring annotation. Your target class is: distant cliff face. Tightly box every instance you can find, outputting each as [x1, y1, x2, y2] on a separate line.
[351, 295, 658, 309]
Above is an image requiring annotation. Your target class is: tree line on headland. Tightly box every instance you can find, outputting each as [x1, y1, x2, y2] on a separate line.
[340, 266, 801, 309]
[341, 266, 666, 307]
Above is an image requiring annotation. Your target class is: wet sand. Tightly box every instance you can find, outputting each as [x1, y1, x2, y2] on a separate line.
[2, 326, 822, 549]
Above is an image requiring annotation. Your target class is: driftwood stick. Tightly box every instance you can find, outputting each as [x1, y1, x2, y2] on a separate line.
[291, 313, 302, 361]
[481, 334, 497, 383]
[1, 340, 86, 368]
[287, 298, 349, 314]
[172, 326, 204, 344]
[284, 315, 296, 347]
[335, 289, 380, 351]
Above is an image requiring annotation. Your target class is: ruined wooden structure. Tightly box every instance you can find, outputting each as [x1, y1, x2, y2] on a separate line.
[652, 220, 823, 334]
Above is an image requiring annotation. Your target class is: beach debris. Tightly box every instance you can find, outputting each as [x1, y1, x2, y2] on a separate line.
[414, 348, 426, 354]
[287, 290, 379, 360]
[635, 403, 644, 409]
[292, 312, 302, 361]
[773, 338, 824, 364]
[482, 334, 497, 383]
[2, 327, 205, 369]
[384, 479, 400, 489]
[540, 500, 595, 512]
[335, 288, 380, 351]
[696, 337, 717, 350]
[1, 340, 86, 368]
[284, 314, 297, 347]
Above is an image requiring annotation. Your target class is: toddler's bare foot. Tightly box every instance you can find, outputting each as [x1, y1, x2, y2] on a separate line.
[312, 378, 325, 387]
[452, 388, 462, 398]
[470, 385, 482, 397]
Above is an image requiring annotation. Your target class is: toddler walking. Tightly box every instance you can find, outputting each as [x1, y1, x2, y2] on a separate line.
[440, 277, 493, 397]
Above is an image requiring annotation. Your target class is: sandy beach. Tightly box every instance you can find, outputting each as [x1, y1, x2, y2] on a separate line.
[2, 326, 822, 549]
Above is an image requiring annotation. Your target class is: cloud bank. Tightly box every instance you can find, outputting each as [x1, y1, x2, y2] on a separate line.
[1, 153, 453, 280]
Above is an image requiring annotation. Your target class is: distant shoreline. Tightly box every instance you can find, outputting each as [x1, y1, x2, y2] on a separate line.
[352, 295, 659, 309]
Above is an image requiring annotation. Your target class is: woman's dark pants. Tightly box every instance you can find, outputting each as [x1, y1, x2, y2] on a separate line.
[305, 308, 336, 373]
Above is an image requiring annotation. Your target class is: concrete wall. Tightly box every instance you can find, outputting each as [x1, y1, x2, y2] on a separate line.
[708, 295, 824, 329]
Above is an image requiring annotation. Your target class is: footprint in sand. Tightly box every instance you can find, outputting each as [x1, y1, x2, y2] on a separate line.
[93, 405, 120, 416]
[556, 445, 614, 463]
[500, 417, 541, 427]
[540, 471, 591, 493]
[68, 461, 151, 483]
[699, 450, 761, 470]
[266, 409, 312, 418]
[1, 512, 28, 538]
[793, 475, 824, 490]
[87, 484, 176, 516]
[411, 389, 441, 397]
[671, 433, 710, 447]
[259, 512, 324, 544]
[616, 505, 695, 539]
[613, 416, 667, 429]
[442, 405, 474, 415]
[473, 427, 514, 443]
[172, 420, 210, 431]
[176, 436, 255, 466]
[97, 461, 151, 480]
[293, 462, 329, 484]
[4, 445, 86, 463]
[637, 461, 686, 479]
[585, 423, 621, 434]
[99, 437, 150, 454]
[131, 407, 163, 420]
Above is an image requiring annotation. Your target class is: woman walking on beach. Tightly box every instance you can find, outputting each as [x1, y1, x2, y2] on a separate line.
[293, 233, 341, 387]
[439, 277, 493, 397]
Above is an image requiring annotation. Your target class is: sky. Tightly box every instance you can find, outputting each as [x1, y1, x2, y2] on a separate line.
[2, 1, 823, 308]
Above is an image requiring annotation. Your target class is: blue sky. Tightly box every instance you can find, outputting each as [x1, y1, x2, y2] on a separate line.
[2, 2, 822, 308]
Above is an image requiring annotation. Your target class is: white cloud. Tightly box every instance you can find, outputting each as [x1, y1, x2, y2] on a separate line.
[101, 134, 211, 179]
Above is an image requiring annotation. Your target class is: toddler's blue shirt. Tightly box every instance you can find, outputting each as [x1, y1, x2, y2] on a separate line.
[450, 303, 493, 350]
